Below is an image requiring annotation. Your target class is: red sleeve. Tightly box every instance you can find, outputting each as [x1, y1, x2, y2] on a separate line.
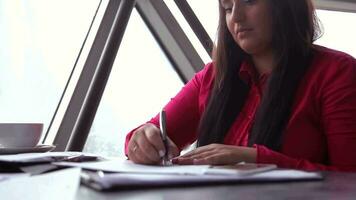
[256, 145, 356, 171]
[124, 63, 213, 155]
[256, 55, 356, 172]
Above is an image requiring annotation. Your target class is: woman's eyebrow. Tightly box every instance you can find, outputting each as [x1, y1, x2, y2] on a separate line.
[221, 0, 234, 8]
[220, 0, 231, 6]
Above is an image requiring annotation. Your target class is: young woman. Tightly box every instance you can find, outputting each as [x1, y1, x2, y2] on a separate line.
[125, 0, 356, 171]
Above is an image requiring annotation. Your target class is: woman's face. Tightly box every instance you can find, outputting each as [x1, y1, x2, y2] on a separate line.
[221, 0, 273, 56]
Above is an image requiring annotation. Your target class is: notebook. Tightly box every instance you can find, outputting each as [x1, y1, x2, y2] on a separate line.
[80, 168, 323, 191]
[53, 159, 323, 190]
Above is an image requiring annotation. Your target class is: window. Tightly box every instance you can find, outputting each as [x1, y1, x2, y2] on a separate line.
[83, 10, 184, 158]
[315, 10, 356, 57]
[164, 0, 212, 63]
[21, 0, 353, 153]
[186, 0, 219, 40]
[0, 0, 101, 142]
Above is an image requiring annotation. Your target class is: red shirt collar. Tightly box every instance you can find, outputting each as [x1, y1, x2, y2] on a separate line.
[239, 60, 271, 86]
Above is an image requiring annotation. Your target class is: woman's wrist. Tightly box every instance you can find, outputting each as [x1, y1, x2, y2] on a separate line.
[241, 147, 257, 163]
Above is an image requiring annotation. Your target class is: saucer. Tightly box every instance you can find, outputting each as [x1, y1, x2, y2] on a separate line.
[0, 144, 56, 155]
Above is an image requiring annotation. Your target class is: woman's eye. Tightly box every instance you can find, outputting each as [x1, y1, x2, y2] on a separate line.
[242, 0, 255, 4]
[224, 7, 233, 13]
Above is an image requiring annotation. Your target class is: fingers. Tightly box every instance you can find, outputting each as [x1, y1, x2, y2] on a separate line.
[172, 144, 235, 165]
[192, 153, 227, 165]
[173, 152, 229, 165]
[128, 140, 155, 164]
[136, 133, 161, 162]
[179, 144, 216, 158]
[144, 127, 166, 157]
[128, 124, 161, 164]
[167, 137, 179, 159]
[173, 150, 218, 165]
[172, 144, 257, 165]
[128, 123, 180, 165]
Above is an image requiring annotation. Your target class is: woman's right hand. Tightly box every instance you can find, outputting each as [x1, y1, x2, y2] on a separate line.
[127, 123, 179, 165]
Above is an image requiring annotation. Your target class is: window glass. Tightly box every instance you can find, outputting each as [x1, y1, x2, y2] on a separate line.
[315, 10, 356, 57]
[186, 0, 219, 41]
[83, 10, 184, 158]
[0, 0, 100, 141]
[164, 0, 212, 64]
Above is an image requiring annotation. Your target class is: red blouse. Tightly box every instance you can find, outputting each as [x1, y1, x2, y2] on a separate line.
[125, 45, 356, 171]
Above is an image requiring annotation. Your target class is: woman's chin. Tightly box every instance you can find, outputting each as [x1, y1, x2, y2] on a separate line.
[239, 45, 258, 55]
[238, 43, 269, 56]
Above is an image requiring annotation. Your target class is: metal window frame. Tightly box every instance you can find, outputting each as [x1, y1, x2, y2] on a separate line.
[53, 0, 204, 151]
[315, 0, 356, 13]
[173, 0, 213, 57]
[53, 0, 136, 151]
[136, 0, 204, 83]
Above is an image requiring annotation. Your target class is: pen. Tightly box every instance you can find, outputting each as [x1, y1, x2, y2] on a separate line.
[159, 110, 169, 166]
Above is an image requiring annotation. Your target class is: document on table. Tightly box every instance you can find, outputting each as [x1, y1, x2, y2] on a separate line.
[0, 151, 101, 164]
[55, 159, 276, 175]
[0, 168, 81, 200]
[54, 159, 323, 190]
[80, 169, 323, 190]
[55, 159, 212, 175]
[0, 173, 30, 182]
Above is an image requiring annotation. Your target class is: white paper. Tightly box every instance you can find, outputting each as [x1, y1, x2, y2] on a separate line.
[0, 151, 100, 163]
[80, 168, 322, 190]
[55, 159, 211, 175]
[250, 169, 321, 179]
[0, 173, 30, 182]
[0, 168, 81, 200]
[54, 159, 321, 180]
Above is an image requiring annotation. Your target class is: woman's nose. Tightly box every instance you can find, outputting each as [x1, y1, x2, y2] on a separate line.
[231, 4, 245, 22]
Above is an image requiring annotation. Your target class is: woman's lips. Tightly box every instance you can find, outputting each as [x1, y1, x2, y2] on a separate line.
[236, 28, 253, 37]
[237, 28, 253, 33]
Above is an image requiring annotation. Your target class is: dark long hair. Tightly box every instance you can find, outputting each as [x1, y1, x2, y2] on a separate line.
[197, 0, 321, 151]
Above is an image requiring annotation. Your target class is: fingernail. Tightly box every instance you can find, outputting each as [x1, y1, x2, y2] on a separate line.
[168, 154, 174, 160]
[159, 150, 165, 158]
[171, 158, 178, 164]
[193, 159, 199, 165]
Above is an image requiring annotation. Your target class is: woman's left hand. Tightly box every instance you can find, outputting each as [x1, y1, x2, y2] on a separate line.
[172, 144, 257, 165]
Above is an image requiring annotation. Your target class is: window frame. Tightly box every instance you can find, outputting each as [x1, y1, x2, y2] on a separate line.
[53, 0, 203, 151]
[52, 0, 356, 151]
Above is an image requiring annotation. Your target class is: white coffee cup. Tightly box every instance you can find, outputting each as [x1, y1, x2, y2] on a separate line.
[0, 123, 43, 148]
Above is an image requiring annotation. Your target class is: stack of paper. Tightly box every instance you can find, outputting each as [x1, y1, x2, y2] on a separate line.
[54, 159, 323, 190]
[0, 152, 101, 164]
[80, 169, 323, 190]
[0, 168, 81, 200]
[56, 159, 211, 175]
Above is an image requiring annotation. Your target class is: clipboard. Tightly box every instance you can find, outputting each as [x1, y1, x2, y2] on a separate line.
[53, 160, 323, 190]
[80, 165, 323, 191]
